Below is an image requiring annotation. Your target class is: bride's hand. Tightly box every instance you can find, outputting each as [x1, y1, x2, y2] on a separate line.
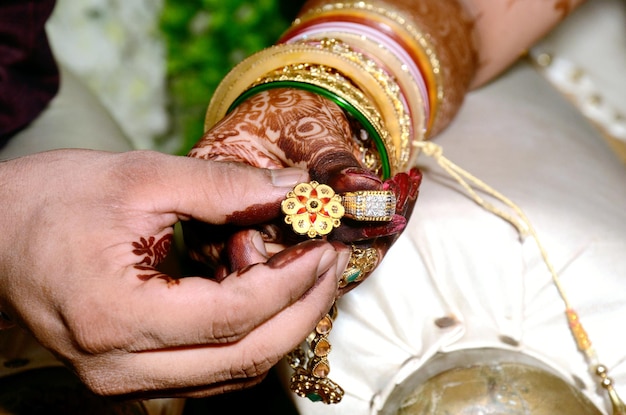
[185, 88, 421, 294]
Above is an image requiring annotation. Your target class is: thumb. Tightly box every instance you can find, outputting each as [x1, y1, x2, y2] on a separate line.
[154, 155, 309, 224]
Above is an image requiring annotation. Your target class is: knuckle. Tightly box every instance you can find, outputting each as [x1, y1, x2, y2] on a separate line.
[208, 313, 253, 344]
[70, 325, 119, 355]
[64, 302, 133, 355]
[236, 354, 276, 380]
[109, 150, 162, 188]
[76, 360, 128, 396]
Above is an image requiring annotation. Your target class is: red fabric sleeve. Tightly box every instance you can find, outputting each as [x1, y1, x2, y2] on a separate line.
[0, 0, 59, 142]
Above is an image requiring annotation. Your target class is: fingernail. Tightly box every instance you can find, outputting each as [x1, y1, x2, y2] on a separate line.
[336, 248, 352, 280]
[343, 167, 382, 184]
[330, 167, 382, 192]
[270, 168, 308, 188]
[251, 232, 268, 258]
[316, 249, 338, 277]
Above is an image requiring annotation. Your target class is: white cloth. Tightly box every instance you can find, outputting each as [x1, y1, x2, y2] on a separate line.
[291, 1, 626, 413]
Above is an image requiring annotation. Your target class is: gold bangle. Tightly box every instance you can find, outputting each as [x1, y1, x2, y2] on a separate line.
[292, 0, 477, 137]
[205, 43, 388, 132]
[292, 2, 442, 135]
[205, 41, 410, 174]
[247, 63, 390, 176]
[204, 43, 392, 143]
[306, 31, 426, 168]
[307, 38, 411, 172]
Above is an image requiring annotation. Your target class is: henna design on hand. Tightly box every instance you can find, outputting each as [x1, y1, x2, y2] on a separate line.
[132, 235, 172, 267]
[133, 265, 179, 287]
[185, 88, 419, 284]
[190, 89, 360, 179]
[189, 116, 282, 168]
[131, 235, 179, 286]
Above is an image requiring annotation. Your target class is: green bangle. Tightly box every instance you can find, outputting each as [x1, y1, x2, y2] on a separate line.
[227, 80, 391, 179]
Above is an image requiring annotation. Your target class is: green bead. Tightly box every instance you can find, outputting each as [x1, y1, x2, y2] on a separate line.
[307, 393, 323, 402]
[344, 268, 361, 284]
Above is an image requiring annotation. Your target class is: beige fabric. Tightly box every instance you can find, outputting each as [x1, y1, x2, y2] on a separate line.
[0, 67, 132, 161]
[289, 2, 626, 412]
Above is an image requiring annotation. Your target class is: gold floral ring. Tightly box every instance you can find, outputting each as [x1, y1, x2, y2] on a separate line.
[281, 181, 396, 238]
[281, 181, 345, 238]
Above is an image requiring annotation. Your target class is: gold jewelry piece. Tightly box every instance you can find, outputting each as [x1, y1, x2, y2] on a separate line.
[288, 307, 344, 404]
[250, 63, 390, 176]
[308, 38, 411, 171]
[204, 43, 390, 130]
[281, 181, 345, 238]
[342, 190, 396, 222]
[340, 246, 379, 288]
[293, 2, 442, 134]
[311, 31, 427, 168]
[293, 0, 478, 138]
[281, 182, 396, 238]
[204, 40, 411, 174]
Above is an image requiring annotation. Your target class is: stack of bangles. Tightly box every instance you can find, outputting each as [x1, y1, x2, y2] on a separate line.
[204, 0, 477, 405]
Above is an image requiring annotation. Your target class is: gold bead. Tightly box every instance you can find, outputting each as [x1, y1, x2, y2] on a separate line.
[535, 52, 553, 67]
[312, 359, 331, 378]
[316, 315, 333, 335]
[314, 338, 332, 357]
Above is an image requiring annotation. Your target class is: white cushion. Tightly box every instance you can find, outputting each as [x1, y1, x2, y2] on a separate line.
[290, 59, 626, 415]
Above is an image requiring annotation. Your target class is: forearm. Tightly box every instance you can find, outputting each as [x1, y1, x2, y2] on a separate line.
[458, 0, 586, 87]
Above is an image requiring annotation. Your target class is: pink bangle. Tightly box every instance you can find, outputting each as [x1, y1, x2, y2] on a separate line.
[280, 20, 430, 124]
[292, 36, 414, 140]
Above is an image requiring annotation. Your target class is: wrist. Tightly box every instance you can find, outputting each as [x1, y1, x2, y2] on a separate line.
[0, 159, 18, 258]
[0, 158, 23, 319]
[205, 0, 477, 179]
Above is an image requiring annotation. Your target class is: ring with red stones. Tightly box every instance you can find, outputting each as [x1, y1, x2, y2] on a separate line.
[281, 181, 396, 239]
